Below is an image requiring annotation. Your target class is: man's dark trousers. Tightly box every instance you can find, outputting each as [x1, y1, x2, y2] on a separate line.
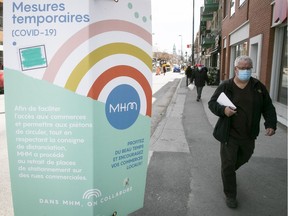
[220, 138, 255, 198]
[186, 76, 191, 86]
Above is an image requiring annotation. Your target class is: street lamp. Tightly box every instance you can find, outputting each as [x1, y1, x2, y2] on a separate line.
[152, 33, 159, 68]
[179, 34, 183, 63]
[191, 0, 195, 65]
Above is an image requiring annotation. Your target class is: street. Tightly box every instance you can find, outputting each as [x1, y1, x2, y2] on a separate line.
[0, 93, 13, 216]
[0, 71, 287, 216]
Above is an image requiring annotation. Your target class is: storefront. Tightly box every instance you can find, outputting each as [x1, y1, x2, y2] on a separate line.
[270, 0, 287, 126]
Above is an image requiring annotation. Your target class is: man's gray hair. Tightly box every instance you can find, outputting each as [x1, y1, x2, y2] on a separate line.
[234, 55, 253, 67]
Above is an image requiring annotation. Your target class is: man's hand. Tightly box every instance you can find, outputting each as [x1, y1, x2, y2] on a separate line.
[265, 128, 275, 136]
[224, 106, 237, 117]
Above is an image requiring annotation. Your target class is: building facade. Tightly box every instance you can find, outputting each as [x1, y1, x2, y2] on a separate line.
[196, 0, 287, 125]
[220, 0, 287, 125]
[197, 0, 221, 68]
[270, 0, 287, 125]
[0, 0, 3, 65]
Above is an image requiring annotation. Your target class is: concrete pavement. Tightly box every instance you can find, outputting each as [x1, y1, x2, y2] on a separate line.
[185, 82, 287, 216]
[132, 73, 287, 216]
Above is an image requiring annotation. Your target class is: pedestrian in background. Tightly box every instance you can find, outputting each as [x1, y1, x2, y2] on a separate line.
[208, 55, 277, 209]
[185, 63, 193, 86]
[156, 66, 161, 75]
[191, 66, 209, 101]
[162, 65, 166, 76]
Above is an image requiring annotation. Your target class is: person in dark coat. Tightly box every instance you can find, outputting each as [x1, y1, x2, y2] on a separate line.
[208, 55, 277, 209]
[191, 66, 209, 101]
[162, 65, 166, 75]
[185, 63, 193, 86]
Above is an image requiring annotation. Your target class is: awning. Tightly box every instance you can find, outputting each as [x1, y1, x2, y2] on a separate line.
[273, 0, 287, 23]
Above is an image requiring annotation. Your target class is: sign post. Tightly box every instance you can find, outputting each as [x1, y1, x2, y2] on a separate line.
[4, 1, 152, 215]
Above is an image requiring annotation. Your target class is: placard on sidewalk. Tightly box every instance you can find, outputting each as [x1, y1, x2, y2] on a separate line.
[4, 1, 152, 215]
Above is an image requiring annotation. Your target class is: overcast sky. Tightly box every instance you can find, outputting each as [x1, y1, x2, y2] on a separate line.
[151, 0, 204, 55]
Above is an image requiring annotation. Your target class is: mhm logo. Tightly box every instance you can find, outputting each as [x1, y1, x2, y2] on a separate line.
[105, 84, 140, 130]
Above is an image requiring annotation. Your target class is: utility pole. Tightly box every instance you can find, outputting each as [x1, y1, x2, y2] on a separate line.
[179, 34, 183, 64]
[192, 0, 195, 65]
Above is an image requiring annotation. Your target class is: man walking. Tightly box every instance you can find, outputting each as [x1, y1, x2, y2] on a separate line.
[208, 55, 277, 208]
[191, 66, 209, 101]
[185, 63, 193, 86]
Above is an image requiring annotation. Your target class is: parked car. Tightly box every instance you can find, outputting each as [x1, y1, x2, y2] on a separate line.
[173, 64, 180, 72]
[0, 70, 4, 94]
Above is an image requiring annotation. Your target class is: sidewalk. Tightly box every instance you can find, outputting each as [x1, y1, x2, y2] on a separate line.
[132, 77, 287, 216]
[187, 80, 287, 215]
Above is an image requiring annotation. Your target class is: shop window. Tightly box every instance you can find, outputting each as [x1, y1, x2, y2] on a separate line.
[224, 0, 229, 18]
[277, 29, 287, 105]
[235, 42, 248, 56]
[229, 42, 248, 78]
[0, 51, 2, 67]
[239, 0, 246, 7]
[230, 0, 235, 16]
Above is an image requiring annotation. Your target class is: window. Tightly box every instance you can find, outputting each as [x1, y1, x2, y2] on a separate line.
[230, 0, 235, 16]
[239, 0, 246, 7]
[235, 42, 248, 56]
[229, 42, 248, 78]
[224, 0, 229, 18]
[0, 3, 2, 30]
[0, 51, 2, 67]
[277, 28, 287, 105]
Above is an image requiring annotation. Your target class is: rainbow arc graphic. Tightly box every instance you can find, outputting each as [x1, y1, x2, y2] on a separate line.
[82, 189, 102, 199]
[43, 20, 152, 116]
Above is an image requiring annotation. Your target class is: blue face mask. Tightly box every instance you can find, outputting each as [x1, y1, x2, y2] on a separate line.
[237, 69, 252, 81]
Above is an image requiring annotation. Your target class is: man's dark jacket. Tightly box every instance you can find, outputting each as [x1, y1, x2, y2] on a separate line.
[208, 77, 277, 143]
[191, 67, 209, 87]
[185, 66, 193, 77]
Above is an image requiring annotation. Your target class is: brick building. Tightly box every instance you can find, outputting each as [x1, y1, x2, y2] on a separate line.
[0, 0, 2, 65]
[220, 0, 287, 125]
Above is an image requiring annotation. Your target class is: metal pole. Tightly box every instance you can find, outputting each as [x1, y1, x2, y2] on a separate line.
[179, 34, 183, 63]
[181, 35, 183, 62]
[192, 0, 194, 65]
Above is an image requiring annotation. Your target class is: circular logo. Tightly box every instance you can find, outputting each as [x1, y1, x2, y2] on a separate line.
[105, 84, 140, 130]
